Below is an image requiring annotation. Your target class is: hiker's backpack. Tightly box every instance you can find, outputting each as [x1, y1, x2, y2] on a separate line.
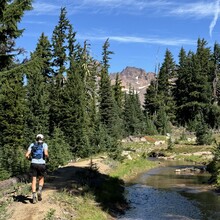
[31, 143, 44, 159]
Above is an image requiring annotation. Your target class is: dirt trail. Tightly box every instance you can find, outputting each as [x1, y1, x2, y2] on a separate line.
[6, 158, 111, 220]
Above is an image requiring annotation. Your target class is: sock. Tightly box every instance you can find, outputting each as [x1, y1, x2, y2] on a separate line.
[38, 185, 43, 192]
[32, 192, 36, 197]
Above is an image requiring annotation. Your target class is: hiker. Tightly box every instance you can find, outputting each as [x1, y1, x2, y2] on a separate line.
[25, 134, 49, 204]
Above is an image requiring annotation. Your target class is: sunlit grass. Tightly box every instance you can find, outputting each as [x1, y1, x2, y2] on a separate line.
[173, 144, 213, 152]
[110, 156, 159, 181]
[54, 191, 112, 220]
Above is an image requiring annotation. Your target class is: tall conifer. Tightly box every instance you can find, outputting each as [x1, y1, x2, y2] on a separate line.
[0, 0, 33, 178]
[0, 0, 32, 70]
[99, 39, 115, 134]
[25, 35, 51, 143]
[98, 39, 121, 156]
[0, 67, 27, 175]
[62, 44, 90, 157]
[49, 7, 71, 132]
[123, 87, 145, 136]
[157, 49, 176, 124]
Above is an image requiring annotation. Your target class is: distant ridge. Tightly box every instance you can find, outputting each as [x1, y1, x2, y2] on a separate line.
[110, 66, 156, 104]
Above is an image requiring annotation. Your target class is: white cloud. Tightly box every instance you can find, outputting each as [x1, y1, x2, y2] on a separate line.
[30, 1, 218, 19]
[77, 34, 196, 46]
[23, 20, 46, 25]
[75, 0, 171, 8]
[29, 0, 220, 38]
[169, 2, 215, 18]
[29, 0, 172, 15]
[31, 2, 61, 15]
[209, 0, 220, 37]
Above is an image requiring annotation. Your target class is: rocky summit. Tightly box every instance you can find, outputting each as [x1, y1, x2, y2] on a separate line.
[110, 66, 156, 104]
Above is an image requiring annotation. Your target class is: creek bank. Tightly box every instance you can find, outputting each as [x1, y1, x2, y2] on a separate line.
[148, 150, 213, 161]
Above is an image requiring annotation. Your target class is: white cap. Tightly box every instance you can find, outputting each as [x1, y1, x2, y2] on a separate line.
[36, 134, 44, 143]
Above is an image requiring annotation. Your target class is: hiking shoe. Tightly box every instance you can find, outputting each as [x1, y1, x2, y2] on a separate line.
[37, 191, 42, 201]
[32, 196, 37, 204]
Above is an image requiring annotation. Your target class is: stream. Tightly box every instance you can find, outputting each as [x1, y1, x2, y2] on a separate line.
[117, 160, 220, 220]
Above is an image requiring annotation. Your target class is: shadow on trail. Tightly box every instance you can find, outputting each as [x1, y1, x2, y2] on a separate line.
[44, 163, 128, 217]
[12, 195, 32, 204]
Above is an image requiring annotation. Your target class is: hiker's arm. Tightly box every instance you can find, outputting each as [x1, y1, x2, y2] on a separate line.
[25, 144, 32, 160]
[25, 150, 31, 160]
[43, 143, 49, 161]
[44, 149, 49, 162]
[44, 149, 49, 158]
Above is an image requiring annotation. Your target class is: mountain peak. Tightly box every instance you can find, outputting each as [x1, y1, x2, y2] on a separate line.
[110, 66, 156, 104]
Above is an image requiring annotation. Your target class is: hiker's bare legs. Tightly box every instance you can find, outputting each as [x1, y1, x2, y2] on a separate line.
[39, 176, 44, 188]
[37, 176, 44, 201]
[31, 177, 37, 203]
[32, 176, 37, 192]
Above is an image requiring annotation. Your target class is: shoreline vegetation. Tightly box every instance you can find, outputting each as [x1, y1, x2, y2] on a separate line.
[1, 133, 219, 220]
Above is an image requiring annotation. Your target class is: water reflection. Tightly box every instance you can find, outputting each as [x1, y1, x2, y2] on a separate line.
[118, 160, 220, 220]
[118, 184, 202, 220]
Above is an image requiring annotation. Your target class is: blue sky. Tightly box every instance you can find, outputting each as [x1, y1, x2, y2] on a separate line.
[17, 0, 220, 73]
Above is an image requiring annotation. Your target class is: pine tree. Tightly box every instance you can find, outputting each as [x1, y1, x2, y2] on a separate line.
[188, 39, 212, 122]
[32, 32, 52, 82]
[99, 39, 115, 134]
[113, 73, 124, 109]
[0, 66, 28, 176]
[61, 44, 90, 157]
[0, 1, 35, 177]
[175, 48, 190, 125]
[155, 106, 171, 135]
[133, 92, 146, 133]
[143, 79, 160, 118]
[212, 42, 220, 105]
[51, 7, 70, 78]
[207, 142, 220, 186]
[25, 35, 51, 144]
[208, 42, 220, 129]
[98, 39, 122, 157]
[123, 91, 133, 136]
[195, 114, 213, 145]
[145, 114, 158, 135]
[123, 87, 145, 136]
[178, 51, 197, 124]
[46, 127, 71, 171]
[157, 49, 176, 123]
[49, 7, 71, 133]
[175, 39, 213, 126]
[112, 73, 124, 139]
[81, 41, 100, 153]
[158, 49, 176, 94]
[0, 0, 32, 71]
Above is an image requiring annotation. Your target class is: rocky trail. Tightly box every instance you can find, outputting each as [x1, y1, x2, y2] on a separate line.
[4, 158, 111, 220]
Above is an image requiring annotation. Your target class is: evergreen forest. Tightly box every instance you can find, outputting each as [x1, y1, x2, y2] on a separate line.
[0, 1, 220, 185]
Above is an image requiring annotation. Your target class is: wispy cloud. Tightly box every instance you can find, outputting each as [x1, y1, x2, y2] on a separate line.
[23, 20, 46, 25]
[30, 0, 172, 15]
[168, 1, 220, 37]
[29, 0, 220, 38]
[30, 2, 61, 15]
[77, 34, 196, 46]
[209, 0, 220, 37]
[79, 0, 171, 8]
[169, 2, 214, 18]
[30, 1, 218, 18]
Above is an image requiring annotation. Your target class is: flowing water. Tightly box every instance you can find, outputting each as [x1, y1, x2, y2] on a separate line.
[118, 160, 220, 220]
